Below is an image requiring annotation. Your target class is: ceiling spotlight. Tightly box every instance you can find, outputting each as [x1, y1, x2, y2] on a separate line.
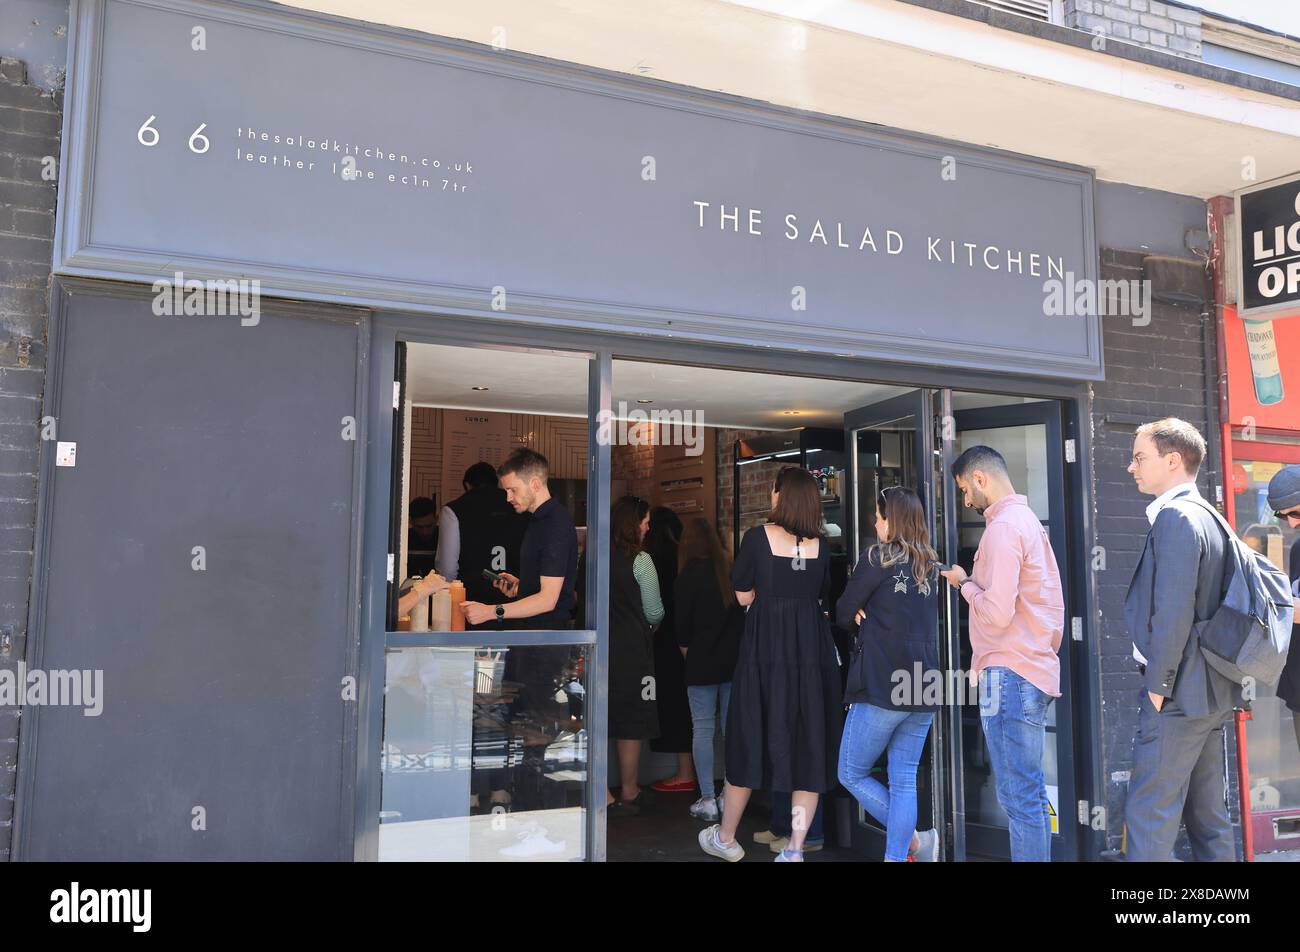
[471, 386, 490, 391]
[780, 410, 802, 415]
[636, 398, 653, 404]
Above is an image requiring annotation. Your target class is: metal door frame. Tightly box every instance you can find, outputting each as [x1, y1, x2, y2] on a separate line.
[357, 317, 611, 861]
[353, 320, 1102, 862]
[950, 398, 1079, 862]
[841, 389, 948, 859]
[838, 392, 1090, 863]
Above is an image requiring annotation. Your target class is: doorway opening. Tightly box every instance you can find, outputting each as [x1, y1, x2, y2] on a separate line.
[602, 360, 908, 861]
[600, 358, 1078, 862]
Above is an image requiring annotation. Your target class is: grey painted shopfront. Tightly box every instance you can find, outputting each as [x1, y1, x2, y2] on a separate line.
[12, 0, 1220, 861]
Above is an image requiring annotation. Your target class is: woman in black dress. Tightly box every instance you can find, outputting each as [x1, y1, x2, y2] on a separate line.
[607, 496, 663, 816]
[699, 467, 842, 862]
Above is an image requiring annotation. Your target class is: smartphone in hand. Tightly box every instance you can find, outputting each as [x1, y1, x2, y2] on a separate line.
[483, 568, 518, 598]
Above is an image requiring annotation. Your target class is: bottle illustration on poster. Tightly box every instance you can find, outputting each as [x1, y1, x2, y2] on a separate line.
[1243, 318, 1285, 406]
[1223, 305, 1298, 427]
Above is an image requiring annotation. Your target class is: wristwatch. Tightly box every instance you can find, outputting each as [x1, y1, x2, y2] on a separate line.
[495, 604, 506, 620]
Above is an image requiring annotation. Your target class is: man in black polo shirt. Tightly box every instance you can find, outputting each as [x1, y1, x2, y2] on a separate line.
[460, 448, 578, 629]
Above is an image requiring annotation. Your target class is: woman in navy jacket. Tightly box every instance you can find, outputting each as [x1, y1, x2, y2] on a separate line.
[835, 486, 943, 862]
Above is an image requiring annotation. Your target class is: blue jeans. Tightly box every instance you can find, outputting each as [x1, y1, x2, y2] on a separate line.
[686, 683, 731, 800]
[979, 666, 1053, 862]
[837, 702, 934, 862]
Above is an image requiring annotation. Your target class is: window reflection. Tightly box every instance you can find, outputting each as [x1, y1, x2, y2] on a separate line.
[1233, 458, 1300, 857]
[380, 645, 587, 861]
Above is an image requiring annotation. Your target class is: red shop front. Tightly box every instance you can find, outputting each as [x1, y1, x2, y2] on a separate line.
[1214, 262, 1300, 858]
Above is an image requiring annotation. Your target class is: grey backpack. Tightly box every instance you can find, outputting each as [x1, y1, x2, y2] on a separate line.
[1168, 497, 1294, 687]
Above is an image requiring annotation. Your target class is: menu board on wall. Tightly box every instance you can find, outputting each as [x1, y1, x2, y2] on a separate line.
[440, 411, 515, 507]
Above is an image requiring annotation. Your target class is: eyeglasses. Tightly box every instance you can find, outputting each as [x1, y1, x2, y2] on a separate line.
[1129, 452, 1167, 467]
[1274, 508, 1300, 522]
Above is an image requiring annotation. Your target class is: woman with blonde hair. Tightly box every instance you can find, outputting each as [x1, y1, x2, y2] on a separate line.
[835, 485, 943, 862]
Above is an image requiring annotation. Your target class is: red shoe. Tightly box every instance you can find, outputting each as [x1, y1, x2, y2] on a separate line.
[650, 777, 697, 793]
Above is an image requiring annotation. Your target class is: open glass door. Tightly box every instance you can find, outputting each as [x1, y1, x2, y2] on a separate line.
[843, 391, 1076, 862]
[949, 398, 1076, 861]
[842, 390, 943, 859]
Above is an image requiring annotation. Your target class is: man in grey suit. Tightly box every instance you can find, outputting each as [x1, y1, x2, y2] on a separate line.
[1123, 417, 1239, 862]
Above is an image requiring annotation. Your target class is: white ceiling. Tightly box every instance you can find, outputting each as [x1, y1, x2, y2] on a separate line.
[282, 0, 1300, 198]
[405, 343, 590, 416]
[406, 342, 1033, 428]
[612, 360, 910, 429]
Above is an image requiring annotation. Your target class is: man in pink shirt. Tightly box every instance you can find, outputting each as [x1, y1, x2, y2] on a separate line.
[940, 445, 1065, 861]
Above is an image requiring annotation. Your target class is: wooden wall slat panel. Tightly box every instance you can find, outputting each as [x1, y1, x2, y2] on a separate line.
[409, 406, 442, 505]
[408, 409, 589, 509]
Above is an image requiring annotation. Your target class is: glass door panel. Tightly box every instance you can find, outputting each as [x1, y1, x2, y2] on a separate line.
[950, 401, 1073, 860]
[842, 390, 936, 859]
[380, 644, 589, 861]
[373, 339, 605, 862]
[1229, 447, 1300, 857]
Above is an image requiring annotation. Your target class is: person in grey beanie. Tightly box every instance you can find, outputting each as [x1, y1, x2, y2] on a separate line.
[1266, 465, 1300, 742]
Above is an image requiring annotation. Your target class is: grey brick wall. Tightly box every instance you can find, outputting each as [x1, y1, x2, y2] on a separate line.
[1088, 246, 1236, 857]
[1065, 0, 1204, 59]
[0, 56, 59, 860]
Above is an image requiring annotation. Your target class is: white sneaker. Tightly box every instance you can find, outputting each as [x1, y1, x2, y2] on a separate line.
[698, 824, 745, 862]
[774, 848, 804, 862]
[689, 797, 720, 822]
[910, 827, 939, 862]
